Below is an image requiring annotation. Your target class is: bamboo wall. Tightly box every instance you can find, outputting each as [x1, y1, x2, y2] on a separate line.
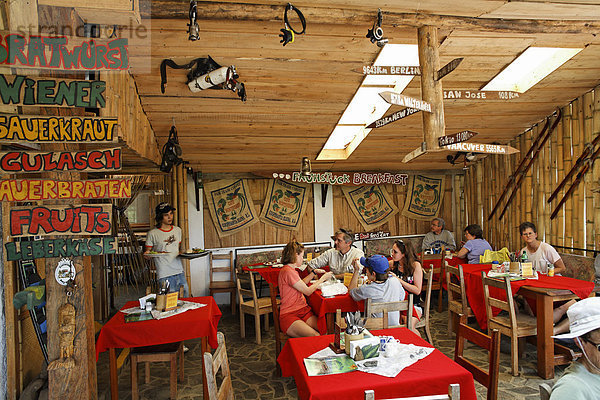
[203, 174, 463, 248]
[465, 86, 600, 255]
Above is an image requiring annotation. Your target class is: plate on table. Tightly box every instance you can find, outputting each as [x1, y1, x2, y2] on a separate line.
[146, 252, 170, 258]
[179, 250, 210, 259]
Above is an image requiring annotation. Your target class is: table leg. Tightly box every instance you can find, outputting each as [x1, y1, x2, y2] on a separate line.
[536, 293, 554, 379]
[202, 336, 209, 399]
[109, 347, 118, 400]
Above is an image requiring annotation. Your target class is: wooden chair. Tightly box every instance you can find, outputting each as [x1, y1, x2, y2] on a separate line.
[209, 251, 236, 314]
[364, 383, 460, 400]
[411, 266, 434, 343]
[420, 252, 445, 312]
[130, 341, 184, 400]
[454, 315, 500, 400]
[235, 268, 276, 344]
[446, 264, 474, 333]
[269, 282, 290, 373]
[539, 382, 554, 400]
[481, 272, 537, 376]
[203, 331, 234, 400]
[336, 297, 412, 330]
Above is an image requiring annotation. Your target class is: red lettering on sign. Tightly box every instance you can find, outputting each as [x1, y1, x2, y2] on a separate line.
[10, 209, 30, 236]
[88, 151, 103, 169]
[1, 152, 20, 171]
[51, 208, 74, 232]
[29, 207, 52, 235]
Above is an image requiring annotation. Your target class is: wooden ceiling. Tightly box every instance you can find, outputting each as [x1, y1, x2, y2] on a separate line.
[124, 0, 600, 174]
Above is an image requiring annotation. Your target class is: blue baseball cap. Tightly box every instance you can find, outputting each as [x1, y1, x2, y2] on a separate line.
[360, 255, 389, 274]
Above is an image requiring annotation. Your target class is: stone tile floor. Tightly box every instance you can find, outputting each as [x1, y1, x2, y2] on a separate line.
[97, 298, 562, 399]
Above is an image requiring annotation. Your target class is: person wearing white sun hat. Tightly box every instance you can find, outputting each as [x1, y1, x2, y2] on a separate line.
[550, 297, 600, 399]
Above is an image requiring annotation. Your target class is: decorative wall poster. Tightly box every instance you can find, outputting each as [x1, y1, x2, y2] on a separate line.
[0, 178, 131, 201]
[204, 179, 259, 237]
[5, 237, 116, 261]
[402, 175, 446, 220]
[0, 148, 121, 173]
[0, 31, 128, 71]
[0, 75, 106, 108]
[259, 179, 310, 231]
[0, 115, 118, 143]
[9, 204, 113, 237]
[341, 185, 398, 231]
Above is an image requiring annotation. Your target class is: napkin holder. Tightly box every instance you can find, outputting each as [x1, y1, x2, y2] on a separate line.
[156, 292, 179, 312]
[328, 323, 346, 354]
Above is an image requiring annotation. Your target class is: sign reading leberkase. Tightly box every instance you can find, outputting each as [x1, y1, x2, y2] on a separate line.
[9, 204, 113, 237]
[5, 237, 116, 261]
[0, 178, 131, 201]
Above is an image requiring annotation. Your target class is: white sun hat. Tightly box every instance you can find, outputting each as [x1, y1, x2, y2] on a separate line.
[553, 297, 600, 339]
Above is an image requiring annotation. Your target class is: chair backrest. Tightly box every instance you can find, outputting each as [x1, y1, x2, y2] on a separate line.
[539, 382, 554, 400]
[210, 251, 234, 283]
[454, 316, 500, 400]
[481, 272, 518, 330]
[203, 331, 234, 400]
[235, 269, 259, 311]
[421, 253, 444, 289]
[413, 267, 434, 328]
[269, 283, 285, 356]
[446, 264, 470, 314]
[364, 383, 460, 400]
[362, 297, 412, 329]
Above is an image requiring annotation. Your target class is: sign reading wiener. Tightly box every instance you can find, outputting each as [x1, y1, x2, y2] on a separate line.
[0, 148, 121, 173]
[0, 178, 131, 201]
[10, 204, 113, 237]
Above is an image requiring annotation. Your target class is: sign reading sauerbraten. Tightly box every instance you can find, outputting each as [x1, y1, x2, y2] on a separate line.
[0, 179, 131, 201]
[9, 204, 112, 237]
[0, 31, 128, 70]
[0, 148, 121, 173]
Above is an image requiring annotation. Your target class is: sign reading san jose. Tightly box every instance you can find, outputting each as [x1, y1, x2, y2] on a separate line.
[0, 148, 121, 173]
[10, 204, 113, 237]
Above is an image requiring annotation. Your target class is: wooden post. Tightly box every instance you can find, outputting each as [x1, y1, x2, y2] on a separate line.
[572, 99, 582, 253]
[563, 104, 574, 250]
[583, 92, 594, 255]
[557, 116, 565, 248]
[593, 91, 600, 253]
[550, 114, 559, 246]
[417, 26, 445, 151]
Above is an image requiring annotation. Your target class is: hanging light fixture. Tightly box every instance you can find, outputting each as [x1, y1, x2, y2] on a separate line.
[300, 157, 311, 176]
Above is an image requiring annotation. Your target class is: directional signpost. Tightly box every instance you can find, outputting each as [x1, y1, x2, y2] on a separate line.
[436, 58, 463, 80]
[379, 92, 432, 113]
[362, 65, 421, 75]
[367, 107, 420, 129]
[438, 130, 478, 147]
[445, 142, 519, 155]
[443, 90, 520, 100]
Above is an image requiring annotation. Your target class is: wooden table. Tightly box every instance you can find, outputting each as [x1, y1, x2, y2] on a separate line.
[96, 296, 221, 399]
[277, 327, 477, 400]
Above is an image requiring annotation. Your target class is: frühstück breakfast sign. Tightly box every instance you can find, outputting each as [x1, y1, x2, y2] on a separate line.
[9, 204, 113, 237]
[0, 179, 131, 201]
[0, 75, 106, 108]
[270, 171, 409, 186]
[0, 31, 128, 71]
[0, 148, 121, 173]
[0, 115, 118, 143]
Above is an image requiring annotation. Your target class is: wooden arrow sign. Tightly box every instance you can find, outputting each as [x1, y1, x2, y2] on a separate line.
[436, 58, 463, 80]
[445, 142, 519, 155]
[366, 107, 420, 129]
[443, 90, 520, 100]
[362, 65, 421, 75]
[379, 92, 432, 113]
[438, 130, 478, 147]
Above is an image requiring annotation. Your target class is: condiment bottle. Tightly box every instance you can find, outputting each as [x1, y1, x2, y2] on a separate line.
[548, 264, 555, 277]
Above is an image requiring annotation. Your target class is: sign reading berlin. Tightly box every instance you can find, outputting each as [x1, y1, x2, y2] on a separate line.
[0, 115, 118, 143]
[0, 148, 121, 173]
[0, 31, 128, 70]
[0, 179, 131, 201]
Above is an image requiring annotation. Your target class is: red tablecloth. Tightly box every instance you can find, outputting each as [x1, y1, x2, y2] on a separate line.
[461, 264, 595, 330]
[242, 264, 330, 287]
[277, 327, 477, 400]
[95, 296, 222, 360]
[307, 291, 363, 334]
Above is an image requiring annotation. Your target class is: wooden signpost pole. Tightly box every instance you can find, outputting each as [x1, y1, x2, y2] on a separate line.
[418, 25, 445, 152]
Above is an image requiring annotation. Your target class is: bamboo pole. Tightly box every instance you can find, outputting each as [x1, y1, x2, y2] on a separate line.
[583, 92, 594, 255]
[593, 90, 600, 253]
[181, 166, 192, 294]
[557, 116, 565, 248]
[524, 129, 533, 223]
[563, 104, 574, 251]
[550, 113, 559, 246]
[511, 137, 520, 250]
[572, 99, 583, 253]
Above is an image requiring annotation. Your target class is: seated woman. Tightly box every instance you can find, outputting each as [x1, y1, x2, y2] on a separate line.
[388, 240, 423, 336]
[349, 255, 405, 327]
[278, 240, 333, 337]
[456, 224, 493, 264]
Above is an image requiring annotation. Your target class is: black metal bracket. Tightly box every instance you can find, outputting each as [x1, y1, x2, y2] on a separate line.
[321, 184, 328, 208]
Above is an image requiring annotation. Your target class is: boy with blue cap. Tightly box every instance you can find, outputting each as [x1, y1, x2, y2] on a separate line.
[348, 255, 405, 326]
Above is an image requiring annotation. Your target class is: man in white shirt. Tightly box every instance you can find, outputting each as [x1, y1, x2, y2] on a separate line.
[307, 228, 364, 278]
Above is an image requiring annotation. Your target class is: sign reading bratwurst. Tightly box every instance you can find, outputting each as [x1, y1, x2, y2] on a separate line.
[10, 204, 112, 237]
[0, 148, 121, 173]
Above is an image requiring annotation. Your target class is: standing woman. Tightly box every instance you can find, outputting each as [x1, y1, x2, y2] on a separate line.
[278, 240, 333, 337]
[389, 240, 423, 336]
[456, 224, 493, 264]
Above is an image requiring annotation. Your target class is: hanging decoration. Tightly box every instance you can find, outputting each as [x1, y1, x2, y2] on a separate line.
[204, 179, 259, 237]
[402, 175, 446, 220]
[279, 3, 306, 46]
[259, 179, 310, 231]
[48, 272, 77, 371]
[342, 185, 398, 230]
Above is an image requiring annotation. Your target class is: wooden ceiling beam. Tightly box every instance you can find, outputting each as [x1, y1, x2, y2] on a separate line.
[144, 2, 600, 34]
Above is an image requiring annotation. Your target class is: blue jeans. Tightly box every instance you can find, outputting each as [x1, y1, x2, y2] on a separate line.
[158, 272, 190, 297]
